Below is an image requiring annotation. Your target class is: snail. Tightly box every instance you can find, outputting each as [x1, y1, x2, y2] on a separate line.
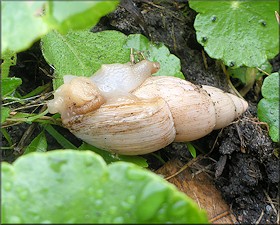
[47, 60, 248, 155]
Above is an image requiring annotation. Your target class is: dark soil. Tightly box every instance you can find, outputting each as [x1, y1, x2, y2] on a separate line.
[2, 0, 279, 224]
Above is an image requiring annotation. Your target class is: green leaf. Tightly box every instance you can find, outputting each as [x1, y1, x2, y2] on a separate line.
[24, 131, 47, 155]
[21, 83, 50, 99]
[1, 150, 208, 223]
[44, 124, 77, 149]
[1, 77, 22, 97]
[256, 61, 273, 80]
[41, 30, 131, 89]
[41, 30, 186, 90]
[26, 109, 49, 123]
[258, 99, 279, 142]
[257, 72, 279, 142]
[1, 1, 119, 54]
[6, 110, 49, 125]
[261, 72, 279, 100]
[228, 67, 251, 84]
[189, 1, 279, 67]
[79, 142, 148, 167]
[125, 34, 185, 79]
[44, 1, 119, 33]
[1, 128, 13, 147]
[1, 1, 49, 54]
[1, 50, 17, 78]
[186, 142, 196, 158]
[1, 107, 10, 123]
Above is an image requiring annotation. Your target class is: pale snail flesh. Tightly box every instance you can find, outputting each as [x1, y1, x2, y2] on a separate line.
[47, 60, 248, 155]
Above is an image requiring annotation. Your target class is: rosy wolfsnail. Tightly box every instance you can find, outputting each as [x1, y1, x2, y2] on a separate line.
[47, 60, 248, 155]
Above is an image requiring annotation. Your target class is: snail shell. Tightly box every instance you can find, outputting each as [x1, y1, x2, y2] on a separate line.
[47, 60, 248, 155]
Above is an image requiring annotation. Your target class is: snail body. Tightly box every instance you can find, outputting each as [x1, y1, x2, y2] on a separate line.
[48, 60, 248, 155]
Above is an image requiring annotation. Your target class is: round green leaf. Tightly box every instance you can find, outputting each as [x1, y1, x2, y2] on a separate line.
[2, 150, 208, 223]
[189, 1, 279, 67]
[261, 72, 279, 99]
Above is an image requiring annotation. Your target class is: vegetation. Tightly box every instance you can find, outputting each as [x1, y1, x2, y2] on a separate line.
[1, 0, 279, 223]
[1, 1, 206, 223]
[2, 150, 208, 223]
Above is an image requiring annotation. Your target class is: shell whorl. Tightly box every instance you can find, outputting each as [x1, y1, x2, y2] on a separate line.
[202, 85, 248, 129]
[133, 76, 248, 141]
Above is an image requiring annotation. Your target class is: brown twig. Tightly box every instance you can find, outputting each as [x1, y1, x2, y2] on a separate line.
[165, 154, 203, 180]
[202, 50, 208, 70]
[220, 63, 244, 99]
[209, 211, 230, 223]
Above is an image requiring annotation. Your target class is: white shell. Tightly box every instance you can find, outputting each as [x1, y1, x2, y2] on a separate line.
[64, 97, 176, 155]
[202, 85, 248, 129]
[133, 76, 217, 141]
[47, 60, 248, 155]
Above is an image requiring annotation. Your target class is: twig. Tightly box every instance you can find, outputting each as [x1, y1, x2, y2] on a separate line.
[192, 163, 215, 178]
[256, 67, 270, 76]
[235, 123, 246, 153]
[14, 105, 47, 155]
[209, 211, 230, 223]
[263, 189, 278, 222]
[165, 155, 203, 180]
[256, 210, 264, 224]
[12, 102, 46, 111]
[208, 128, 224, 155]
[220, 63, 244, 99]
[202, 50, 208, 70]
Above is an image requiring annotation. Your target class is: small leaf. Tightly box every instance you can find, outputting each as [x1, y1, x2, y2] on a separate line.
[24, 131, 47, 155]
[1, 150, 208, 223]
[1, 50, 17, 78]
[79, 142, 148, 167]
[1, 107, 10, 123]
[1, 77, 22, 97]
[189, 1, 279, 67]
[186, 142, 196, 158]
[258, 99, 279, 142]
[257, 72, 279, 142]
[125, 34, 185, 79]
[41, 30, 130, 89]
[261, 72, 279, 99]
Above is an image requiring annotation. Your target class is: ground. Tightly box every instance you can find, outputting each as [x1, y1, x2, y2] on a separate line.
[2, 0, 279, 224]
